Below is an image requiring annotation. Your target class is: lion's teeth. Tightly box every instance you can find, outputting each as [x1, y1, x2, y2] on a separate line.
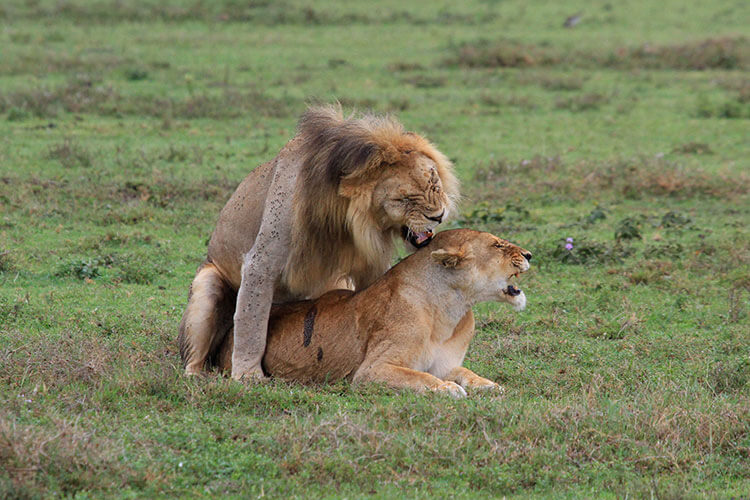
[415, 231, 433, 244]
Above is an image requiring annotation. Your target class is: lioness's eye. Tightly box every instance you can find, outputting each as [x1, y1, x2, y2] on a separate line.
[493, 242, 502, 249]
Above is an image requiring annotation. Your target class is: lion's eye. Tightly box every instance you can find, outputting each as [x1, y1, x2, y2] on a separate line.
[493, 242, 502, 249]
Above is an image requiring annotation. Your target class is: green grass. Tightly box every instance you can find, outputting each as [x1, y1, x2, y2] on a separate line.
[1, 0, 748, 497]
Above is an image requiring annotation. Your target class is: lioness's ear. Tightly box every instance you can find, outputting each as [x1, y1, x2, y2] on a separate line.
[431, 247, 471, 268]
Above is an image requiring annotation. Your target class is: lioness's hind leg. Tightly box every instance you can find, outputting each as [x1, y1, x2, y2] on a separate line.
[178, 263, 235, 375]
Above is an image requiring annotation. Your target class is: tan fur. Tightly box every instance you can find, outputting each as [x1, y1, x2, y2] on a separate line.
[178, 105, 459, 378]
[214, 229, 532, 398]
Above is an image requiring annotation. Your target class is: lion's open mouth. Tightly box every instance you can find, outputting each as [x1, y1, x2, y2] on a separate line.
[402, 226, 434, 249]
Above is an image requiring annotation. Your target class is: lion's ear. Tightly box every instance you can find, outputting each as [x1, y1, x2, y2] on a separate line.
[431, 246, 471, 268]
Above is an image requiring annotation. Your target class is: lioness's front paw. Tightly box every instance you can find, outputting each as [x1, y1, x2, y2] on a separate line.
[434, 381, 467, 399]
[475, 381, 505, 394]
[467, 377, 505, 393]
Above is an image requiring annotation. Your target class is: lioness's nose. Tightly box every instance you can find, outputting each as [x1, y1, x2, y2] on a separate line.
[522, 252, 532, 261]
[426, 210, 445, 223]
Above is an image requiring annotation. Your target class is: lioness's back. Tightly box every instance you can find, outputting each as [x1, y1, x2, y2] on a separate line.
[217, 290, 366, 382]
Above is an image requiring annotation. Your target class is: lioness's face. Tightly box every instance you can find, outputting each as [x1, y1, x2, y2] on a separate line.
[373, 153, 451, 249]
[473, 235, 531, 309]
[438, 232, 530, 310]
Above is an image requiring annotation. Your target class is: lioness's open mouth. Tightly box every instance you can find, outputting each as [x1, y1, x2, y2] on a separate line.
[402, 226, 434, 248]
[503, 269, 526, 297]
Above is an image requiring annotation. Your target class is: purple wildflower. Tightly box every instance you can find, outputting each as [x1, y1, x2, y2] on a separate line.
[565, 243, 573, 250]
[566, 237, 574, 243]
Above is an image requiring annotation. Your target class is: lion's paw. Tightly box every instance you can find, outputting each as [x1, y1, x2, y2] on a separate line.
[231, 366, 269, 383]
[434, 381, 467, 399]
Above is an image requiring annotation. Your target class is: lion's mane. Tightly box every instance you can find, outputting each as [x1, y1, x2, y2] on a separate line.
[282, 105, 459, 296]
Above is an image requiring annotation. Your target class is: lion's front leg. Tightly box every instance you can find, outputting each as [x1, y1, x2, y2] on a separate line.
[231, 255, 278, 381]
[231, 159, 298, 382]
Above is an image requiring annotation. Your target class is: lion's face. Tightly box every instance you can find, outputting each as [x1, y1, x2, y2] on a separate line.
[371, 153, 453, 249]
[431, 231, 532, 311]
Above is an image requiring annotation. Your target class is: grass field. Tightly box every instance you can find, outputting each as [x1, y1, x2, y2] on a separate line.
[1, 0, 749, 497]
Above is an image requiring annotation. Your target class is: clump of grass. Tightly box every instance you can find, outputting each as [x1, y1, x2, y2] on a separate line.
[471, 156, 563, 186]
[704, 358, 750, 394]
[400, 74, 446, 88]
[386, 97, 410, 111]
[5, 107, 30, 121]
[695, 94, 750, 119]
[0, 81, 295, 120]
[387, 61, 425, 72]
[626, 260, 675, 286]
[55, 255, 118, 280]
[457, 202, 507, 224]
[0, 413, 140, 497]
[555, 93, 609, 112]
[660, 210, 692, 228]
[333, 96, 378, 110]
[0, 250, 12, 273]
[124, 68, 149, 81]
[549, 237, 634, 265]
[580, 206, 609, 226]
[46, 139, 93, 169]
[642, 242, 684, 260]
[615, 37, 750, 70]
[114, 260, 156, 285]
[537, 75, 584, 91]
[0, 294, 27, 325]
[0, 77, 117, 118]
[447, 39, 560, 68]
[517, 73, 585, 91]
[55, 258, 102, 280]
[447, 36, 749, 70]
[165, 89, 294, 119]
[672, 142, 713, 155]
[478, 93, 536, 110]
[615, 216, 643, 241]
[467, 155, 748, 204]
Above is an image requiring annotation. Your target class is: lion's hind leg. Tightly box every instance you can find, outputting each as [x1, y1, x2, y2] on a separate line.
[178, 262, 236, 375]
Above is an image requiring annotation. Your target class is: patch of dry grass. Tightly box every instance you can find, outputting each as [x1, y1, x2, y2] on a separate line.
[0, 413, 141, 497]
[0, 78, 295, 120]
[46, 139, 93, 169]
[555, 93, 609, 112]
[447, 37, 750, 71]
[468, 155, 749, 203]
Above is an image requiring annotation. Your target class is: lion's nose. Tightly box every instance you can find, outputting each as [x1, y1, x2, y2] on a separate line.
[522, 252, 532, 261]
[426, 210, 445, 223]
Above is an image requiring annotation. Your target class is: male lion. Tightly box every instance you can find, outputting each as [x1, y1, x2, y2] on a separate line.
[179, 105, 459, 380]
[213, 229, 532, 398]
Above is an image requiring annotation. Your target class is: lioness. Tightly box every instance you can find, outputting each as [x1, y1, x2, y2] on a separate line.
[179, 105, 459, 380]
[213, 229, 532, 398]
